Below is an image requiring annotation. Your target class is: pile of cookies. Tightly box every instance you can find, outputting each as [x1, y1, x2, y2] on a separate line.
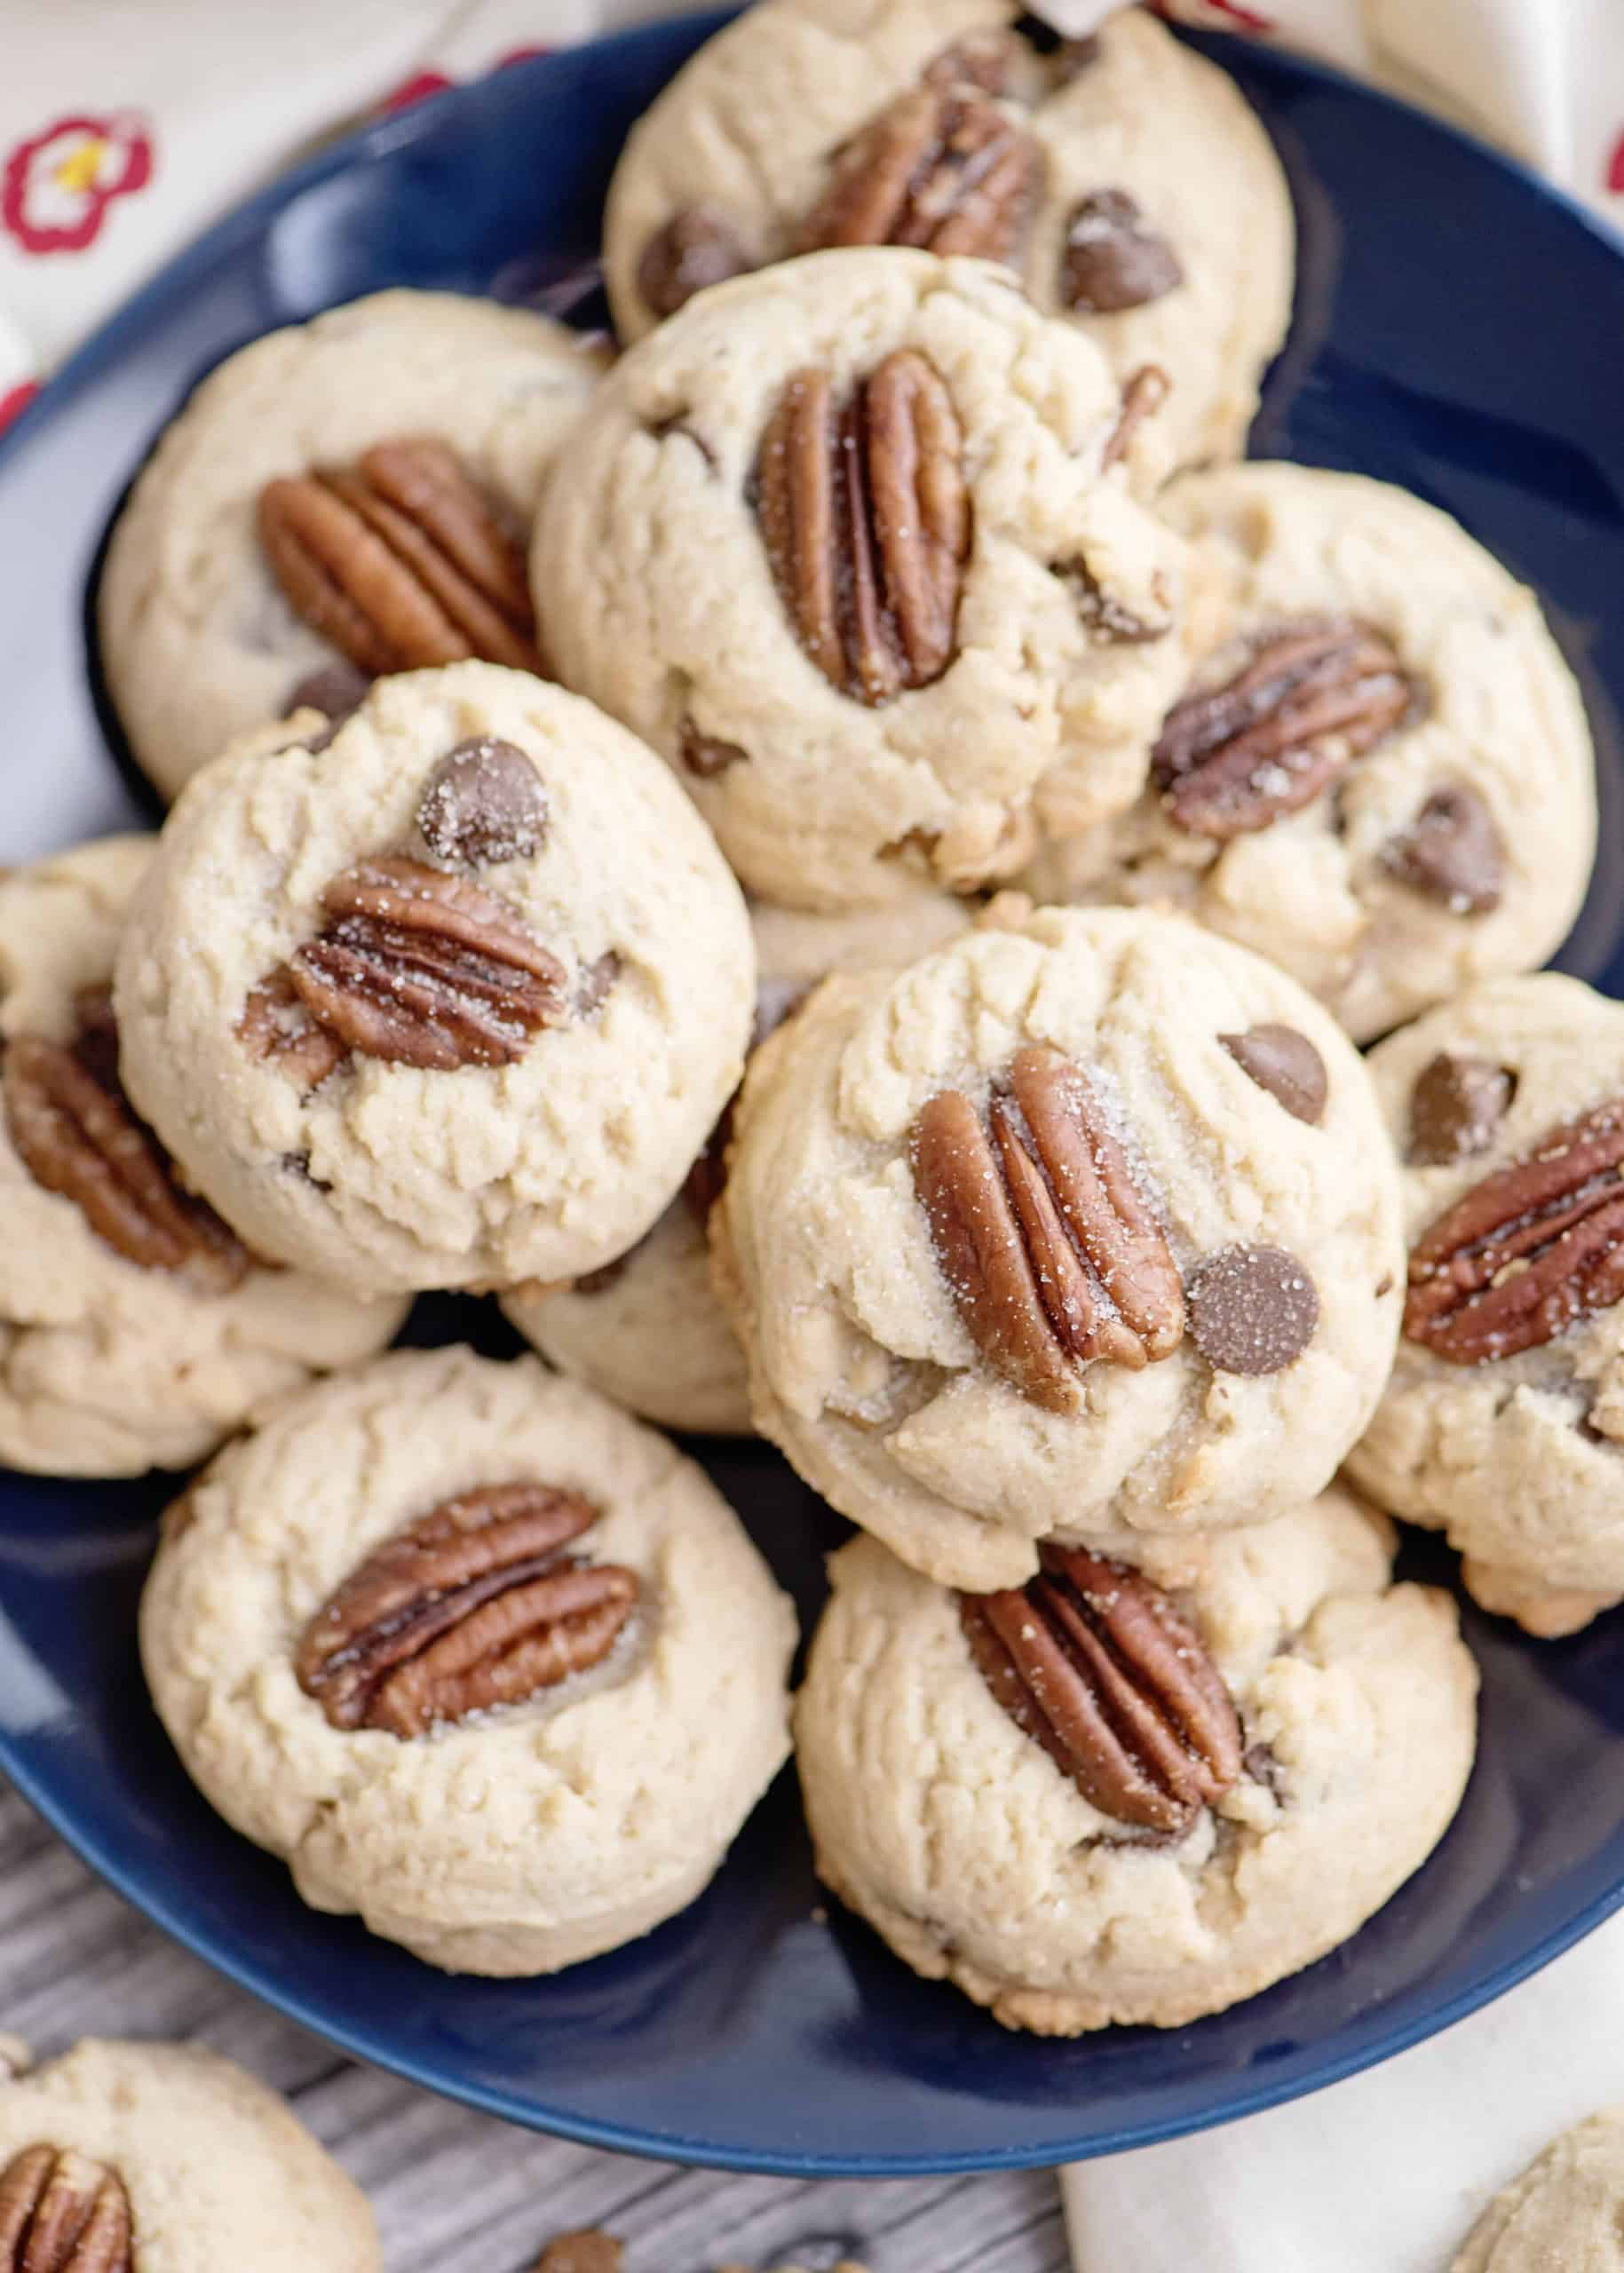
[5, 0, 1611, 2041]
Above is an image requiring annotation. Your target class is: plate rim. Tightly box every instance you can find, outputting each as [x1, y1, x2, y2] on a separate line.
[5, 4, 1624, 2178]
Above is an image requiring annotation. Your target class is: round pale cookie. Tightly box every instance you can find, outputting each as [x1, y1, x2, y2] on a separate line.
[534, 248, 1190, 909]
[0, 2038, 377, 2269]
[1452, 2110, 1624, 2273]
[141, 1346, 796, 1975]
[99, 288, 610, 799]
[713, 900, 1404, 1590]
[1349, 973, 1624, 1637]
[115, 664, 756, 1295]
[1026, 463, 1596, 1041]
[0, 833, 406, 1475]
[603, 0, 1293, 471]
[796, 1485, 1477, 2034]
[503, 891, 972, 1434]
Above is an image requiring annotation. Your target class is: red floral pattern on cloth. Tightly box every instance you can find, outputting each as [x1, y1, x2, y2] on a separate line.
[0, 376, 38, 433]
[2, 111, 154, 255]
[1608, 132, 1624, 196]
[377, 45, 551, 114]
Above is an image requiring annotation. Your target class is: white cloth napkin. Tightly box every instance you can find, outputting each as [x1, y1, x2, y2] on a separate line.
[3, 7, 1622, 2271]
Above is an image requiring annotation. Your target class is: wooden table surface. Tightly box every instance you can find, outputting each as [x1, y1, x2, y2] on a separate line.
[0, 1780, 1069, 2272]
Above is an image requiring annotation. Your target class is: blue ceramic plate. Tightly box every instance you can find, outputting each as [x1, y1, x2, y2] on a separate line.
[2, 10, 1624, 2179]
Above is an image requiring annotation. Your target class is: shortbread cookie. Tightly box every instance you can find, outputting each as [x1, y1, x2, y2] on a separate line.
[115, 665, 756, 1295]
[1453, 2110, 1624, 2272]
[0, 836, 405, 1474]
[1027, 463, 1596, 1041]
[141, 1346, 796, 1974]
[535, 248, 1190, 908]
[604, 1, 1293, 471]
[503, 891, 972, 1433]
[99, 288, 609, 798]
[0, 2037, 378, 2269]
[796, 1486, 1476, 2033]
[714, 901, 1403, 1590]
[1349, 974, 1624, 1636]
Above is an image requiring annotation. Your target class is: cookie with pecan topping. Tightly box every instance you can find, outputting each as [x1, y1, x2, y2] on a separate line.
[712, 901, 1403, 1591]
[0, 829, 405, 1476]
[535, 247, 1190, 908]
[1027, 463, 1596, 1041]
[140, 1347, 796, 1975]
[796, 1486, 1476, 2033]
[99, 289, 608, 800]
[1351, 973, 1624, 1637]
[602, 2, 1293, 472]
[503, 891, 973, 1436]
[114, 665, 756, 1295]
[0, 2038, 377, 2270]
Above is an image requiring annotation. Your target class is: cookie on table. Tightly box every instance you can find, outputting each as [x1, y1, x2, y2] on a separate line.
[535, 247, 1191, 909]
[604, 0, 1293, 471]
[1452, 2109, 1624, 2272]
[141, 1346, 796, 1975]
[1349, 974, 1624, 1637]
[0, 832, 407, 1476]
[1026, 463, 1596, 1041]
[99, 288, 609, 799]
[796, 1485, 1476, 2034]
[0, 2037, 378, 2269]
[503, 891, 972, 1435]
[114, 664, 756, 1295]
[713, 899, 1404, 1592]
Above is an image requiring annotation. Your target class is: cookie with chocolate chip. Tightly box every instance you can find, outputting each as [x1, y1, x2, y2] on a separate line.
[796, 1487, 1476, 2032]
[1026, 463, 1596, 1041]
[1351, 973, 1624, 1636]
[712, 900, 1404, 1590]
[141, 1347, 796, 1973]
[99, 289, 608, 800]
[602, 0, 1294, 471]
[114, 664, 756, 1295]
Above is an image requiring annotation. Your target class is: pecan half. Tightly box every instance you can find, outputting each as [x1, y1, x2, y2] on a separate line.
[0, 2144, 133, 2272]
[244, 855, 568, 1077]
[5, 986, 249, 1290]
[911, 1044, 1184, 1414]
[961, 1545, 1241, 1833]
[1405, 1097, 1624, 1364]
[258, 436, 542, 677]
[1152, 618, 1414, 840]
[755, 350, 970, 704]
[296, 1481, 638, 1739]
[797, 44, 1042, 265]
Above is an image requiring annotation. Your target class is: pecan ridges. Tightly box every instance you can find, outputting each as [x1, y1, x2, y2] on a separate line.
[1405, 1097, 1624, 1364]
[911, 1044, 1184, 1414]
[297, 1482, 639, 1739]
[797, 44, 1042, 265]
[258, 436, 542, 677]
[1153, 618, 1413, 840]
[5, 986, 248, 1289]
[756, 349, 970, 705]
[961, 1546, 1242, 1833]
[0, 2144, 133, 2272]
[242, 856, 568, 1078]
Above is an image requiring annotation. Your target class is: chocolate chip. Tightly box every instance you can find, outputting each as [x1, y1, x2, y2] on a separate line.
[1385, 785, 1506, 914]
[1220, 1025, 1327, 1126]
[1187, 1245, 1319, 1375]
[416, 738, 548, 868]
[679, 717, 748, 777]
[637, 207, 752, 321]
[1060, 190, 1183, 314]
[284, 658, 371, 725]
[1406, 1051, 1516, 1165]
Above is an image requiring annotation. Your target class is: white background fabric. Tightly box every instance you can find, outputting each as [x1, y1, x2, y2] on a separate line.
[3, 4, 1622, 2269]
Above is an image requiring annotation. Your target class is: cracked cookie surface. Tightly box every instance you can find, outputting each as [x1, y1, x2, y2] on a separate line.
[713, 901, 1403, 1590]
[796, 1487, 1476, 2033]
[139, 1346, 796, 1975]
